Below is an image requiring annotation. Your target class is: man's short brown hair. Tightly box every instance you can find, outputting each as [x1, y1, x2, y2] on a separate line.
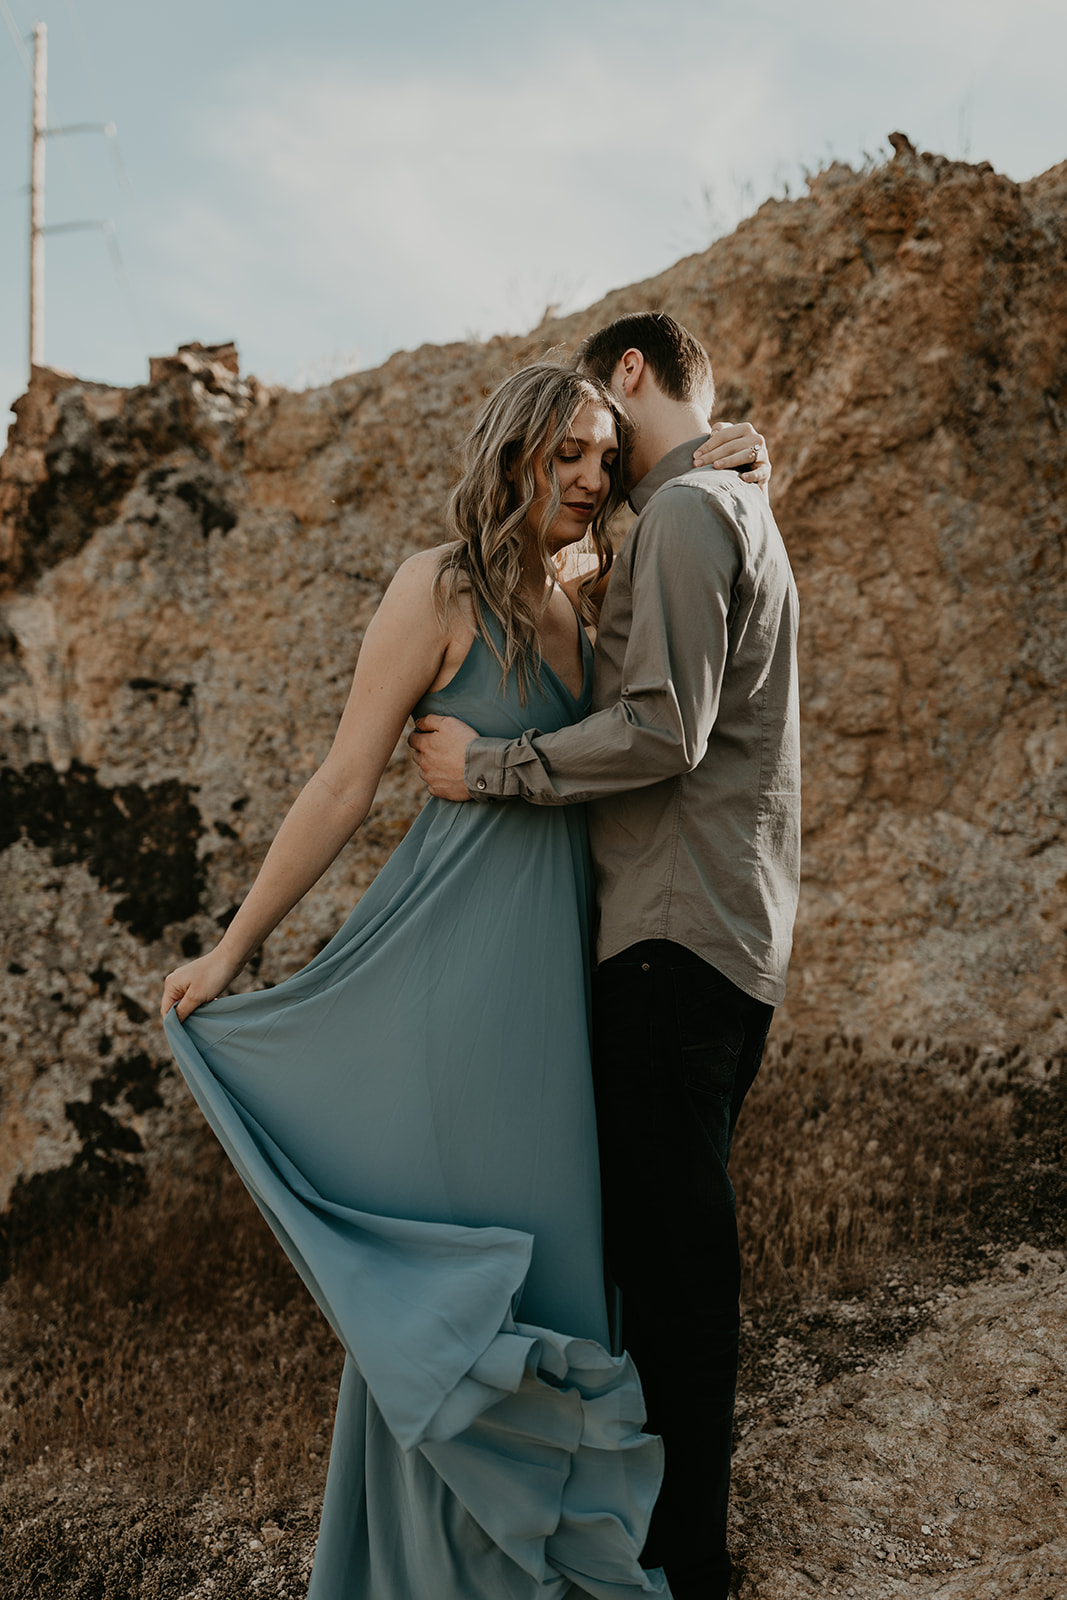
[574, 311, 714, 410]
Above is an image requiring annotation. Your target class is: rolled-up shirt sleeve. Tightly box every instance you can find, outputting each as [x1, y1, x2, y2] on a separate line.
[464, 486, 742, 806]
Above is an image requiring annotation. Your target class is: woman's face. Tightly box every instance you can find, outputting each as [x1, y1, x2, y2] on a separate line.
[525, 402, 619, 556]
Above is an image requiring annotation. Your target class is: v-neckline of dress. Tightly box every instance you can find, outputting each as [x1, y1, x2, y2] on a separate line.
[539, 623, 592, 709]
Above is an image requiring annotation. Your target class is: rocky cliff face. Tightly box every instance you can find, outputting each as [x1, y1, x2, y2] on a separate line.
[1, 143, 1066, 1231]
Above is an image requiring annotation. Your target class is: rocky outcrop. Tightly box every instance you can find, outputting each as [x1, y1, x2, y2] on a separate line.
[1, 146, 1066, 1235]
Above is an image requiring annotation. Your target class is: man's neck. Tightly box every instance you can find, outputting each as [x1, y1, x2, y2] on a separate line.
[627, 401, 710, 485]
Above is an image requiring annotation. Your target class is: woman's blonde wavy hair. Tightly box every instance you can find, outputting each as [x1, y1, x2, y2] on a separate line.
[433, 362, 628, 702]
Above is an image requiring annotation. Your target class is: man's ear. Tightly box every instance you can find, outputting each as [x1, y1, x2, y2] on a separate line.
[614, 348, 645, 398]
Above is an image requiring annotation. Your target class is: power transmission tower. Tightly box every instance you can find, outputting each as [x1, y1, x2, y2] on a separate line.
[27, 20, 123, 378]
[29, 20, 45, 368]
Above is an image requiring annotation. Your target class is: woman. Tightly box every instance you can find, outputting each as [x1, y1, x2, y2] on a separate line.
[161, 361, 767, 1600]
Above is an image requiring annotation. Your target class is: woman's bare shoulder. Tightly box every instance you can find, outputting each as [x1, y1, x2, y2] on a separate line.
[391, 542, 454, 583]
[382, 545, 476, 646]
[378, 545, 453, 611]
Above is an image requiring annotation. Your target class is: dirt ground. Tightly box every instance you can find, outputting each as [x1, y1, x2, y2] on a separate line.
[1, 1040, 1063, 1599]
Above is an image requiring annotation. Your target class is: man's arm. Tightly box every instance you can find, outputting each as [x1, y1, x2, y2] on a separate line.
[415, 487, 742, 806]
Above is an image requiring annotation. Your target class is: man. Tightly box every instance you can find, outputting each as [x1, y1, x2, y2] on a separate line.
[412, 312, 800, 1600]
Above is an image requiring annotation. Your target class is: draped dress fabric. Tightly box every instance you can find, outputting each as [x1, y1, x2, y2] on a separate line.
[164, 621, 671, 1600]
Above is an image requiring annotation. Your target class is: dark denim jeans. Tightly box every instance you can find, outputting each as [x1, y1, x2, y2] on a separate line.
[592, 941, 773, 1600]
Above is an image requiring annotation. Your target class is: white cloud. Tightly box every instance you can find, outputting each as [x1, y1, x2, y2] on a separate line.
[3, 0, 1065, 420]
[148, 53, 795, 379]
[153, 1, 1065, 390]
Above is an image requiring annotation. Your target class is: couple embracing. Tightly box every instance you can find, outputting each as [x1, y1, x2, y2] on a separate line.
[162, 311, 801, 1600]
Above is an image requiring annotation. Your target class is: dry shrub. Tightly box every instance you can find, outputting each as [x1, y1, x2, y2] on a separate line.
[731, 1032, 1063, 1305]
[0, 1128, 339, 1510]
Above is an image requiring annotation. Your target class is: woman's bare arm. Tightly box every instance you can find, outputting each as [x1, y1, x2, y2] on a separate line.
[161, 551, 454, 1022]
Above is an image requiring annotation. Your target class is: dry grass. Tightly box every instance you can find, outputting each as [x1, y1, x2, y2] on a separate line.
[0, 1035, 1062, 1596]
[732, 1032, 1064, 1306]
[0, 1127, 339, 1512]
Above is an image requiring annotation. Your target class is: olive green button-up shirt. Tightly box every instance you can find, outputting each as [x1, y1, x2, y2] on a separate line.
[464, 438, 801, 1006]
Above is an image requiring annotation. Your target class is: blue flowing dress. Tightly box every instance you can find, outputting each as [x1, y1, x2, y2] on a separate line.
[164, 622, 669, 1599]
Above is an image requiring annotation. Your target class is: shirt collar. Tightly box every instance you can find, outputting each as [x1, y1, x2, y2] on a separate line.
[628, 435, 710, 514]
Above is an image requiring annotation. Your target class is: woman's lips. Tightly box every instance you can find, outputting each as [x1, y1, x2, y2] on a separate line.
[564, 502, 596, 519]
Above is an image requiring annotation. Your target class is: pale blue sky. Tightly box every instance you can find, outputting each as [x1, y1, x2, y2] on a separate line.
[2, 0, 1065, 426]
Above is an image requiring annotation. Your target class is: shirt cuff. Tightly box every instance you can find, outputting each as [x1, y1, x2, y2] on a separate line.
[464, 735, 517, 799]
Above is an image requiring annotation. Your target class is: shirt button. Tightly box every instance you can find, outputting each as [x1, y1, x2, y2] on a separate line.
[641, 963, 651, 972]
[476, 777, 487, 791]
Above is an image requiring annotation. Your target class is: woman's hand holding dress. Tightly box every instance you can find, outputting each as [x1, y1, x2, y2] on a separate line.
[161, 947, 247, 1021]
